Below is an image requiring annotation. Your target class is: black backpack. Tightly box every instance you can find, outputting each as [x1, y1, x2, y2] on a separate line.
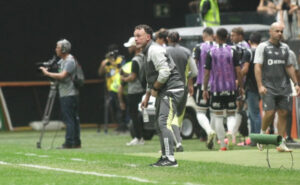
[73, 59, 85, 88]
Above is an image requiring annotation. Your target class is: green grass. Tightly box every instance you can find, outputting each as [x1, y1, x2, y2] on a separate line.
[0, 129, 299, 185]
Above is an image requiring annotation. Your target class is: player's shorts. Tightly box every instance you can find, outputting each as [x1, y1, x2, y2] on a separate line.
[195, 84, 210, 109]
[210, 91, 237, 111]
[261, 91, 291, 111]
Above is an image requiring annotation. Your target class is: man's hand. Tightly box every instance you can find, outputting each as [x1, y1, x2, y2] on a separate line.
[295, 85, 300, 97]
[188, 85, 194, 96]
[141, 98, 149, 109]
[141, 91, 151, 109]
[101, 59, 109, 66]
[151, 89, 158, 97]
[202, 90, 209, 101]
[121, 76, 126, 82]
[258, 85, 267, 95]
[39, 67, 49, 76]
[239, 87, 245, 98]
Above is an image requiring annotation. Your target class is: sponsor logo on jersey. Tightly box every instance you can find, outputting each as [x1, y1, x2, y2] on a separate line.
[220, 91, 231, 96]
[267, 59, 285, 65]
[212, 102, 221, 108]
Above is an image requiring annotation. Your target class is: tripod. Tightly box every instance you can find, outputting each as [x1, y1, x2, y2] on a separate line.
[97, 88, 109, 133]
[36, 81, 58, 149]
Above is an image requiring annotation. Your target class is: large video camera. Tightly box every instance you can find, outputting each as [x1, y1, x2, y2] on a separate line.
[36, 55, 59, 73]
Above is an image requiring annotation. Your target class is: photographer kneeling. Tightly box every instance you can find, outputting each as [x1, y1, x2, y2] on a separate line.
[40, 39, 81, 149]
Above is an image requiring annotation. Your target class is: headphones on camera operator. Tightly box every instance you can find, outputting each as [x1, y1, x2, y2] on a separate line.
[59, 39, 71, 54]
[58, 39, 85, 88]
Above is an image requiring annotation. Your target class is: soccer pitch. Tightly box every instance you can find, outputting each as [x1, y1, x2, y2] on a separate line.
[0, 129, 299, 185]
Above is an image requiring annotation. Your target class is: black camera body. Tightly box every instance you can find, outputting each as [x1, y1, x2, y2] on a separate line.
[105, 50, 119, 60]
[36, 55, 59, 73]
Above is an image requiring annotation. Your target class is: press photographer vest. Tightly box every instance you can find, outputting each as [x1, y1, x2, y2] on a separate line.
[200, 0, 220, 26]
[105, 56, 124, 92]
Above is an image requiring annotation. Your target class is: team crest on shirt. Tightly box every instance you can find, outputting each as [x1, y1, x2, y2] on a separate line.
[268, 50, 272, 54]
[281, 49, 285, 55]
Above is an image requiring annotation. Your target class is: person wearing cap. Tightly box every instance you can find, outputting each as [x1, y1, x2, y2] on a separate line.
[119, 37, 146, 146]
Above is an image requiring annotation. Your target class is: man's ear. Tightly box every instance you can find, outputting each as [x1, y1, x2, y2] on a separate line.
[146, 34, 151, 41]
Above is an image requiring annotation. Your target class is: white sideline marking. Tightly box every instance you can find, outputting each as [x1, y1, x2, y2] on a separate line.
[0, 161, 9, 165]
[185, 183, 205, 185]
[125, 163, 138, 168]
[38, 155, 49, 158]
[25, 153, 37, 156]
[24, 153, 49, 158]
[0, 161, 155, 183]
[71, 158, 86, 162]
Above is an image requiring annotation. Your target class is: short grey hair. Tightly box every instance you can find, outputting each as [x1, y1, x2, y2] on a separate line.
[57, 39, 71, 53]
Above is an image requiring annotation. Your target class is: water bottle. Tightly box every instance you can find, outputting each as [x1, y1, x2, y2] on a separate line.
[143, 108, 149, 123]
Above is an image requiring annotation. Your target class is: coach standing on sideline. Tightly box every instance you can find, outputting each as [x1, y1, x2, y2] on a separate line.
[40, 39, 81, 149]
[254, 22, 300, 152]
[134, 24, 184, 167]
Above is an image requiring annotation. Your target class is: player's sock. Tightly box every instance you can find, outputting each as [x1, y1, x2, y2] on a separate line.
[210, 113, 216, 130]
[196, 112, 214, 134]
[233, 112, 242, 135]
[226, 115, 236, 135]
[214, 116, 226, 148]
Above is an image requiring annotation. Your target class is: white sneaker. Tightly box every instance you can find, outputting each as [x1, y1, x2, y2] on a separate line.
[257, 143, 264, 151]
[276, 142, 292, 152]
[126, 138, 139, 146]
[138, 138, 145, 145]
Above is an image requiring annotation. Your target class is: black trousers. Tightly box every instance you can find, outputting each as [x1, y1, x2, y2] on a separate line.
[128, 93, 144, 139]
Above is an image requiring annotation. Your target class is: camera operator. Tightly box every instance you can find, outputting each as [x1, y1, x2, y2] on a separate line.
[40, 39, 81, 149]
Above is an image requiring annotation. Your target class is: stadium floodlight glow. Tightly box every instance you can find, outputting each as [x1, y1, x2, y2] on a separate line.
[249, 134, 282, 145]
